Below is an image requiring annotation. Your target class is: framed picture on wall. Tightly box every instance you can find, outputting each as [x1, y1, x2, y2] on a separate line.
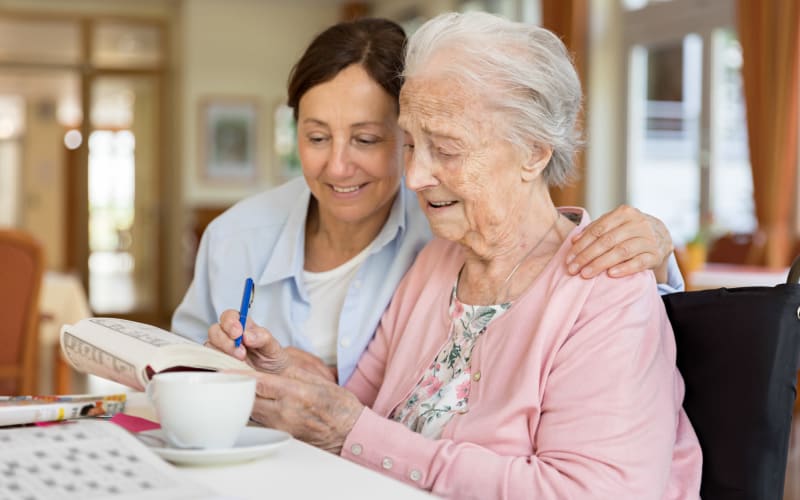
[199, 97, 259, 183]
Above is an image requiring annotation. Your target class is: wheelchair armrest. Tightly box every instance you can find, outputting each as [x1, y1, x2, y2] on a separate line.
[788, 255, 800, 284]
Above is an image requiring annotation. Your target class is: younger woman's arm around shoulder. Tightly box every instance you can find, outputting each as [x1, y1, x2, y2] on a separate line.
[566, 205, 685, 292]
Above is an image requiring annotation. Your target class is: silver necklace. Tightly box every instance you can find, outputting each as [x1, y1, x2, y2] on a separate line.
[457, 211, 562, 305]
[495, 211, 562, 303]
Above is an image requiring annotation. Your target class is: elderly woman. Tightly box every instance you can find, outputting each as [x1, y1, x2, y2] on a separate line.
[210, 13, 702, 498]
[178, 17, 683, 386]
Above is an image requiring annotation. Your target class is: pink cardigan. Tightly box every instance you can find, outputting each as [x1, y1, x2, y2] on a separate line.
[343, 212, 702, 499]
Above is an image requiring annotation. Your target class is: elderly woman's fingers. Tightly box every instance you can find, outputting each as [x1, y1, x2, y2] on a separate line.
[249, 372, 363, 454]
[240, 325, 291, 374]
[284, 347, 337, 382]
[643, 213, 674, 257]
[250, 397, 282, 428]
[215, 313, 332, 380]
[219, 309, 244, 338]
[252, 372, 289, 400]
[207, 322, 247, 360]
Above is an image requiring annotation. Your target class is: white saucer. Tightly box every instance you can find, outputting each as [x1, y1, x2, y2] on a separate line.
[138, 427, 291, 466]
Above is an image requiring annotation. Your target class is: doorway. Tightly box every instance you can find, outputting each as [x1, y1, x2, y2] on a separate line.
[0, 12, 168, 323]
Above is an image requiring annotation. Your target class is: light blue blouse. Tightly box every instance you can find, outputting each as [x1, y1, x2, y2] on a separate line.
[171, 176, 683, 385]
[171, 177, 432, 384]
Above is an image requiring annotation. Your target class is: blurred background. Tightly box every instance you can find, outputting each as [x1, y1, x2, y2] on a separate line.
[0, 0, 796, 356]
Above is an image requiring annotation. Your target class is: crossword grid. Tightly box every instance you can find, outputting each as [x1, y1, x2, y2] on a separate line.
[0, 422, 204, 500]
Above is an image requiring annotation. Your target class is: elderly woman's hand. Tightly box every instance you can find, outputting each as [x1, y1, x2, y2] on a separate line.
[207, 310, 336, 382]
[566, 206, 673, 283]
[249, 368, 364, 454]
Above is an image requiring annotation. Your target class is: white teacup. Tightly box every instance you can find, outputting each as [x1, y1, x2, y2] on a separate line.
[147, 372, 256, 450]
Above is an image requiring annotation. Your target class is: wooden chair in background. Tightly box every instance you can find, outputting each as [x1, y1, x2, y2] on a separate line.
[0, 229, 44, 395]
[707, 232, 765, 265]
[185, 205, 229, 279]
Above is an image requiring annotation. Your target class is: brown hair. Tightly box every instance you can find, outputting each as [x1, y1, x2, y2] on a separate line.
[287, 18, 406, 120]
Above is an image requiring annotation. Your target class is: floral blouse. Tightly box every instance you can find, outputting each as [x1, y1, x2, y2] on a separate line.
[390, 282, 510, 439]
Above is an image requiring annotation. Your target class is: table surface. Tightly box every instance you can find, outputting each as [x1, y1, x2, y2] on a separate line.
[688, 263, 790, 291]
[124, 393, 435, 500]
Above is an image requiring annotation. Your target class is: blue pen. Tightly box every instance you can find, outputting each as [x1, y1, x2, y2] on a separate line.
[235, 278, 255, 348]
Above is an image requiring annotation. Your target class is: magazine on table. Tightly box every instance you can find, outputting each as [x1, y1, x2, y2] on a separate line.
[0, 393, 126, 427]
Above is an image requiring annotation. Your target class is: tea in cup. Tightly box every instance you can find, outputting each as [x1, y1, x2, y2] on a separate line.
[147, 372, 256, 449]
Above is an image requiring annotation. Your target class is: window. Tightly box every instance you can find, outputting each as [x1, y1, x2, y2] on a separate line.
[458, 0, 541, 24]
[622, 0, 753, 245]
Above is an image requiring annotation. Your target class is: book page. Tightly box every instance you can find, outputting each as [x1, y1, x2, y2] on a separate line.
[0, 420, 212, 500]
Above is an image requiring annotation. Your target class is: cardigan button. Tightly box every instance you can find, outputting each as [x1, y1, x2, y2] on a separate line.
[472, 371, 482, 382]
[382, 457, 393, 469]
[410, 469, 422, 481]
[350, 444, 363, 456]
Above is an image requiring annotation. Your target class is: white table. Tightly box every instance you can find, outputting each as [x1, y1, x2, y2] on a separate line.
[688, 263, 790, 291]
[124, 393, 436, 500]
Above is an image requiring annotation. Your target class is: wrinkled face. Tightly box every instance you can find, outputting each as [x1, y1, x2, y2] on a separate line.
[297, 64, 403, 227]
[399, 74, 549, 254]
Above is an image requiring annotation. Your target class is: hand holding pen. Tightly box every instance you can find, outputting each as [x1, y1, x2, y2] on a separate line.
[206, 278, 291, 373]
[205, 277, 336, 381]
[208, 311, 291, 374]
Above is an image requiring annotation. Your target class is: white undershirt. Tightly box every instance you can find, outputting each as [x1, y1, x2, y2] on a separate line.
[302, 242, 374, 366]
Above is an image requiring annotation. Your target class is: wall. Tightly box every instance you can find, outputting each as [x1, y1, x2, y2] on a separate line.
[0, 0, 172, 18]
[131, 78, 159, 310]
[585, 0, 624, 216]
[180, 0, 340, 206]
[370, 0, 457, 20]
[0, 140, 20, 227]
[21, 99, 64, 269]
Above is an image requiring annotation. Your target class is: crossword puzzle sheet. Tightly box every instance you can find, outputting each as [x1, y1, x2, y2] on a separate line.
[0, 420, 210, 500]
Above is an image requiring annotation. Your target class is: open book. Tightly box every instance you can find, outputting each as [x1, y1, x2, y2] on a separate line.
[60, 318, 250, 391]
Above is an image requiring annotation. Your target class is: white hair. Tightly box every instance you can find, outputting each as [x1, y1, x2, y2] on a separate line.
[404, 12, 583, 187]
